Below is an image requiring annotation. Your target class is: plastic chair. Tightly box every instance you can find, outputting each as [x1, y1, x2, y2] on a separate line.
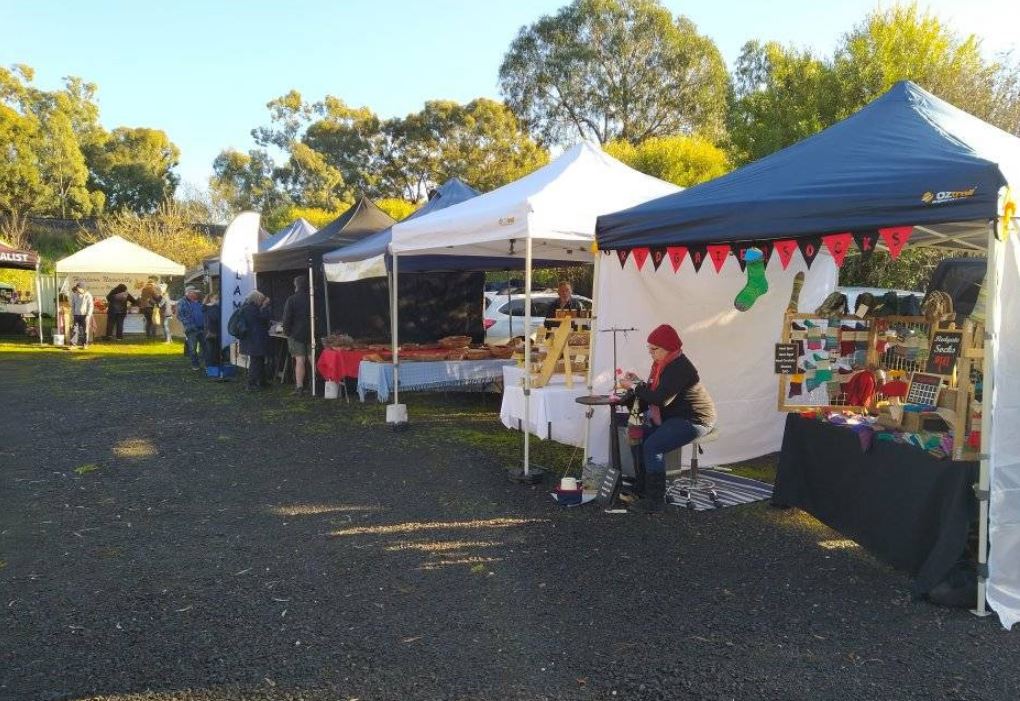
[665, 426, 722, 510]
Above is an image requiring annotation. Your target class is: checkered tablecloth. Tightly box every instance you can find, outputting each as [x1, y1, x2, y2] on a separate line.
[357, 359, 516, 402]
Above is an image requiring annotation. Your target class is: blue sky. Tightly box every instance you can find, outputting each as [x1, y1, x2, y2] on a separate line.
[3, 0, 1016, 190]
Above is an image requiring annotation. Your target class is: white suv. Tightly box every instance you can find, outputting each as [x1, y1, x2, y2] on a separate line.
[483, 293, 592, 345]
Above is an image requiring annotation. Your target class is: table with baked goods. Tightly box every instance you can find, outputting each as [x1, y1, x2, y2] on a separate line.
[316, 336, 517, 402]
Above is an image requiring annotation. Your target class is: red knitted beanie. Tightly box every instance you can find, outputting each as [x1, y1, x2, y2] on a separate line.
[647, 324, 682, 353]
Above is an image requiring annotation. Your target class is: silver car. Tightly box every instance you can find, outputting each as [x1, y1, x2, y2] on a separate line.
[483, 293, 592, 345]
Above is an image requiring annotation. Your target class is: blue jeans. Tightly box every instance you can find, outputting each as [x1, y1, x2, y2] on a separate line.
[185, 329, 204, 367]
[642, 417, 708, 474]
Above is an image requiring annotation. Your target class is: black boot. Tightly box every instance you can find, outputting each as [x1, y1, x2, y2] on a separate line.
[621, 446, 646, 499]
[629, 472, 665, 514]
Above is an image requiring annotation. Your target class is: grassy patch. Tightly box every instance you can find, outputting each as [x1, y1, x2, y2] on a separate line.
[73, 463, 101, 475]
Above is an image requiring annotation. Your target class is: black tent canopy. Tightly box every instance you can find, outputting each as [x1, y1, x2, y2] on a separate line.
[253, 197, 396, 272]
[0, 241, 39, 270]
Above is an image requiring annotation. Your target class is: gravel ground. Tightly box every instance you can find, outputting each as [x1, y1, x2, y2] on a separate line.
[2, 343, 1019, 701]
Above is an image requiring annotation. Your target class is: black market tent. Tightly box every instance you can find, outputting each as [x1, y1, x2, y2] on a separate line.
[194, 222, 313, 284]
[254, 197, 395, 273]
[594, 81, 1020, 628]
[0, 240, 43, 342]
[251, 197, 395, 396]
[320, 179, 487, 343]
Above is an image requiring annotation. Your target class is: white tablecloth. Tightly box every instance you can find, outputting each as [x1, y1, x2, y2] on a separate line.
[499, 366, 590, 447]
[358, 359, 516, 402]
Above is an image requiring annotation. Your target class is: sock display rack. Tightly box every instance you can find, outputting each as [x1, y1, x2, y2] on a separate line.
[517, 312, 591, 388]
[776, 306, 986, 461]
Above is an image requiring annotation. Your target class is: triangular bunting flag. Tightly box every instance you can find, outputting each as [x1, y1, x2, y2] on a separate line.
[753, 240, 774, 268]
[853, 231, 879, 259]
[797, 235, 822, 268]
[774, 239, 798, 270]
[650, 247, 668, 271]
[822, 232, 853, 267]
[616, 249, 630, 268]
[879, 226, 912, 259]
[688, 244, 707, 273]
[631, 247, 650, 271]
[732, 243, 748, 272]
[667, 246, 687, 272]
[707, 244, 730, 273]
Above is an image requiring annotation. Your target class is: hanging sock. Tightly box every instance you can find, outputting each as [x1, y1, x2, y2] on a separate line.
[734, 247, 768, 311]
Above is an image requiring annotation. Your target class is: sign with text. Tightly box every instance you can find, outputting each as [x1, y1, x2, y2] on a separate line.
[596, 465, 622, 507]
[219, 212, 260, 348]
[775, 343, 799, 374]
[925, 331, 963, 376]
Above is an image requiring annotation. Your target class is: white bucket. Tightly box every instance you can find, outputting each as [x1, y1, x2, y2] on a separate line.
[52, 333, 65, 346]
[324, 381, 340, 399]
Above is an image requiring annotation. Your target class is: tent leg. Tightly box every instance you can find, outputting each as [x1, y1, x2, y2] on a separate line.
[35, 263, 44, 344]
[582, 253, 600, 466]
[510, 237, 544, 484]
[386, 254, 407, 427]
[322, 268, 332, 336]
[973, 221, 999, 618]
[309, 264, 317, 397]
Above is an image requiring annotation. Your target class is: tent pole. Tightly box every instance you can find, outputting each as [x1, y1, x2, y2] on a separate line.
[523, 237, 533, 477]
[34, 262, 43, 344]
[392, 253, 399, 408]
[309, 264, 317, 397]
[582, 252, 601, 465]
[323, 267, 332, 336]
[974, 220, 999, 617]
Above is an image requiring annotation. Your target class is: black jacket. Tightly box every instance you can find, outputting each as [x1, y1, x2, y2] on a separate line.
[634, 354, 717, 427]
[204, 304, 221, 339]
[282, 292, 311, 344]
[106, 290, 137, 315]
[239, 302, 272, 357]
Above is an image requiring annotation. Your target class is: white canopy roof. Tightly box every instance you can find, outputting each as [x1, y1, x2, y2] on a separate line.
[55, 235, 186, 275]
[389, 142, 680, 261]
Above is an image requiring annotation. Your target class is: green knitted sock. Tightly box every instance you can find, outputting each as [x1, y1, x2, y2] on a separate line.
[735, 247, 769, 311]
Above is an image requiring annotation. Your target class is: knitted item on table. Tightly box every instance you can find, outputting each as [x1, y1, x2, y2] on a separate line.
[787, 272, 805, 313]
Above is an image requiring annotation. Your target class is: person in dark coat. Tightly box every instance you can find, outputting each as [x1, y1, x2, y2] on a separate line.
[282, 275, 312, 395]
[203, 293, 222, 374]
[619, 324, 717, 514]
[239, 289, 273, 390]
[104, 284, 138, 340]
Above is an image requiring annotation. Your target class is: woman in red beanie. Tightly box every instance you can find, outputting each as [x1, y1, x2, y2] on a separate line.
[620, 324, 717, 513]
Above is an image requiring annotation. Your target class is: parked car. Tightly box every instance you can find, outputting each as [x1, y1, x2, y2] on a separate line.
[484, 293, 592, 345]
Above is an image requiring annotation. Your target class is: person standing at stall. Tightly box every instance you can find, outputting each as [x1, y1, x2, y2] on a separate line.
[103, 284, 137, 340]
[155, 283, 174, 343]
[619, 324, 717, 514]
[138, 279, 160, 338]
[176, 286, 205, 369]
[239, 290, 273, 391]
[282, 275, 312, 395]
[203, 293, 222, 374]
[70, 281, 94, 349]
[554, 281, 583, 313]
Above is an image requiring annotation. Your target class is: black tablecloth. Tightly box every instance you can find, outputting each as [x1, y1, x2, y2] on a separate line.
[773, 414, 976, 594]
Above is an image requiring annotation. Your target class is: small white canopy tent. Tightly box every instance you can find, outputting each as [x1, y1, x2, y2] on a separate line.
[389, 142, 680, 474]
[55, 236, 186, 276]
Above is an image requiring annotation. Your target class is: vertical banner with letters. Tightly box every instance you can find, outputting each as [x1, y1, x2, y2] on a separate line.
[219, 212, 261, 348]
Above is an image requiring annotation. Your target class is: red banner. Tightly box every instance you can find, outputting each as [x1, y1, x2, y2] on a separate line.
[667, 246, 687, 272]
[631, 246, 650, 271]
[773, 240, 798, 270]
[707, 244, 730, 273]
[822, 232, 853, 267]
[879, 226, 912, 259]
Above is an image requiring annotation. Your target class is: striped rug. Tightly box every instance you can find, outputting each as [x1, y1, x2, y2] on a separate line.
[665, 469, 773, 512]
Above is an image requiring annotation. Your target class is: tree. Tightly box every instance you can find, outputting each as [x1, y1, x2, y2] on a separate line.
[499, 0, 729, 145]
[0, 103, 47, 246]
[86, 198, 218, 269]
[378, 99, 548, 201]
[605, 134, 729, 187]
[728, 41, 834, 164]
[86, 127, 180, 213]
[210, 148, 283, 213]
[830, 3, 1000, 121]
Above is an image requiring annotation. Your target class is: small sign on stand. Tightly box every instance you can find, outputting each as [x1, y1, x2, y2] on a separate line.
[596, 465, 622, 507]
[775, 343, 798, 374]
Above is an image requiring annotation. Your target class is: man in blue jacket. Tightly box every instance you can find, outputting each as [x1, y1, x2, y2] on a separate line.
[177, 286, 205, 370]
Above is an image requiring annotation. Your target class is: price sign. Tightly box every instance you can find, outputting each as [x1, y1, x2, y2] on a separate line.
[775, 343, 798, 374]
[925, 331, 963, 376]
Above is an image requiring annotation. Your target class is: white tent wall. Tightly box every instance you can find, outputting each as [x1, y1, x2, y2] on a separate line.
[586, 252, 837, 466]
[989, 229, 1020, 629]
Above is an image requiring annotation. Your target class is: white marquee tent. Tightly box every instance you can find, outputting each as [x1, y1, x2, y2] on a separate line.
[389, 142, 680, 472]
[56, 236, 186, 276]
